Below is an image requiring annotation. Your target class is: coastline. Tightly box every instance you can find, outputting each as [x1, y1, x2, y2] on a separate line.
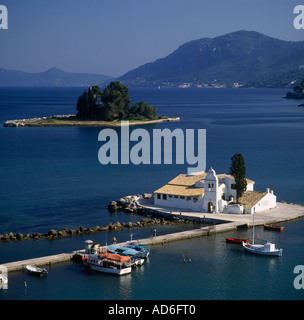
[3, 200, 304, 273]
[2, 115, 180, 127]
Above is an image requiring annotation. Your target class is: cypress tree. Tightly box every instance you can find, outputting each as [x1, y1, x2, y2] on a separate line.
[229, 153, 247, 202]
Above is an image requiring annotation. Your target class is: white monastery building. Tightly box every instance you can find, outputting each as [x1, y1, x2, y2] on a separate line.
[154, 167, 276, 214]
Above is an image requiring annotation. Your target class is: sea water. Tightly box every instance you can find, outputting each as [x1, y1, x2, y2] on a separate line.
[0, 87, 303, 300]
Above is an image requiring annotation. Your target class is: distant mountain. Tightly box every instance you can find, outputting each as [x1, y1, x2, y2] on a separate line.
[0, 67, 112, 87]
[119, 30, 304, 88]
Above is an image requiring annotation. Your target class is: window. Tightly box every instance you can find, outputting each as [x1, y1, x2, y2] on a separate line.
[174, 195, 178, 199]
[157, 194, 161, 199]
[193, 197, 198, 203]
[186, 197, 191, 201]
[163, 194, 167, 200]
[180, 196, 185, 199]
[168, 195, 172, 198]
[231, 184, 236, 189]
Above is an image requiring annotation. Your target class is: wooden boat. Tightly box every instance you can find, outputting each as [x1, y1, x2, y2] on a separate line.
[82, 253, 132, 275]
[263, 224, 284, 232]
[242, 242, 283, 257]
[226, 238, 249, 244]
[24, 264, 48, 276]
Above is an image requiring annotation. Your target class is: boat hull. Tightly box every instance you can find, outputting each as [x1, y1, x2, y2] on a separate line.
[83, 260, 131, 275]
[226, 238, 249, 244]
[263, 224, 284, 231]
[25, 265, 48, 276]
[242, 243, 282, 257]
[82, 255, 132, 276]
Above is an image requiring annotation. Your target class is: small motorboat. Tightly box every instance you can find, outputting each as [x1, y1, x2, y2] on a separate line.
[226, 238, 249, 244]
[263, 224, 284, 232]
[24, 264, 48, 276]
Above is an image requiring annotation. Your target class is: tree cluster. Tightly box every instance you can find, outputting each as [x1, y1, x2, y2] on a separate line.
[76, 81, 158, 121]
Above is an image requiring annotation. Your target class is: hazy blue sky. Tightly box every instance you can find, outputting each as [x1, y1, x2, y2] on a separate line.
[0, 0, 303, 76]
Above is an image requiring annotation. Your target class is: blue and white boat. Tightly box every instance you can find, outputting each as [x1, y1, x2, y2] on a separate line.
[124, 241, 150, 258]
[107, 245, 145, 265]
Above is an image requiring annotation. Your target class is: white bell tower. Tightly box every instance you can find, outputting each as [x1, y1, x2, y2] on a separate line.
[203, 167, 219, 213]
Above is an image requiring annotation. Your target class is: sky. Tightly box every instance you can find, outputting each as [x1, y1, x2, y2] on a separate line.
[0, 0, 303, 77]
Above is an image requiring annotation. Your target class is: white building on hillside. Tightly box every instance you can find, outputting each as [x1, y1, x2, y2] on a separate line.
[154, 167, 276, 214]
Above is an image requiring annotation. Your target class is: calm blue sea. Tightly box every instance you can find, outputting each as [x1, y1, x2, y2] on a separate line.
[0, 87, 303, 300]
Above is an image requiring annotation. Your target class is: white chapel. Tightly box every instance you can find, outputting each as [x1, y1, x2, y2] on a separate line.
[154, 167, 276, 214]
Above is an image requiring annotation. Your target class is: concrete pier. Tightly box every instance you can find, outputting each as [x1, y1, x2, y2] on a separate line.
[2, 202, 304, 273]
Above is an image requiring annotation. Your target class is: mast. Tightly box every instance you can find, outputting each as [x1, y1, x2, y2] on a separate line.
[252, 212, 255, 245]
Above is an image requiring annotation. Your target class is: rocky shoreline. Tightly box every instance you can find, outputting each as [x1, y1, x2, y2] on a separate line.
[0, 195, 192, 243]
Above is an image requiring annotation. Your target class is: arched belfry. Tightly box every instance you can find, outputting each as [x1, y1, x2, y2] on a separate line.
[203, 167, 219, 212]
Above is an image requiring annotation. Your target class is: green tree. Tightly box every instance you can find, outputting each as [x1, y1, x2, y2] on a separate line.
[76, 90, 90, 119]
[101, 81, 131, 120]
[76, 86, 100, 119]
[229, 153, 247, 202]
[76, 81, 158, 121]
[129, 101, 158, 120]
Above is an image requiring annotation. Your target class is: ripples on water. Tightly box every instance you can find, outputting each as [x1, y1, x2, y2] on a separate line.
[1, 87, 304, 300]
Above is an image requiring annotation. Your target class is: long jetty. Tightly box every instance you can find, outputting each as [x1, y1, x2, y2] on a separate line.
[2, 202, 304, 273]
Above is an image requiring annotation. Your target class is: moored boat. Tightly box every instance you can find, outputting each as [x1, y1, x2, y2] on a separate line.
[263, 224, 284, 231]
[242, 242, 283, 256]
[124, 241, 150, 258]
[226, 237, 249, 244]
[108, 244, 145, 264]
[243, 213, 283, 257]
[82, 253, 132, 275]
[24, 264, 48, 276]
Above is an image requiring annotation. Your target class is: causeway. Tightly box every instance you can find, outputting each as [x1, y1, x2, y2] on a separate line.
[2, 202, 304, 273]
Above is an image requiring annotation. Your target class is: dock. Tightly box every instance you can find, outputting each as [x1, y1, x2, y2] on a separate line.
[2, 202, 304, 273]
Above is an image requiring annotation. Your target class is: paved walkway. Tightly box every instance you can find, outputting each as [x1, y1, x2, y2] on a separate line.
[138, 198, 304, 227]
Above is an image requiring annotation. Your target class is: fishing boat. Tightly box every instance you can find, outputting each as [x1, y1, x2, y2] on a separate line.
[124, 241, 150, 258]
[82, 253, 132, 275]
[24, 264, 48, 276]
[242, 213, 283, 257]
[242, 242, 283, 256]
[107, 245, 145, 265]
[226, 237, 249, 244]
[263, 224, 284, 232]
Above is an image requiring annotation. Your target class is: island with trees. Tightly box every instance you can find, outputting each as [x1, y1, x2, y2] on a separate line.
[3, 81, 179, 127]
[285, 78, 304, 100]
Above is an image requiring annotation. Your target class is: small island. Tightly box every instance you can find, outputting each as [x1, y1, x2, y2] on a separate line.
[285, 78, 304, 100]
[3, 81, 180, 127]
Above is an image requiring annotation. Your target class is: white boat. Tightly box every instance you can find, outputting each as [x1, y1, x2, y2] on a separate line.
[242, 242, 283, 256]
[242, 212, 283, 257]
[24, 264, 48, 276]
[82, 253, 132, 275]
